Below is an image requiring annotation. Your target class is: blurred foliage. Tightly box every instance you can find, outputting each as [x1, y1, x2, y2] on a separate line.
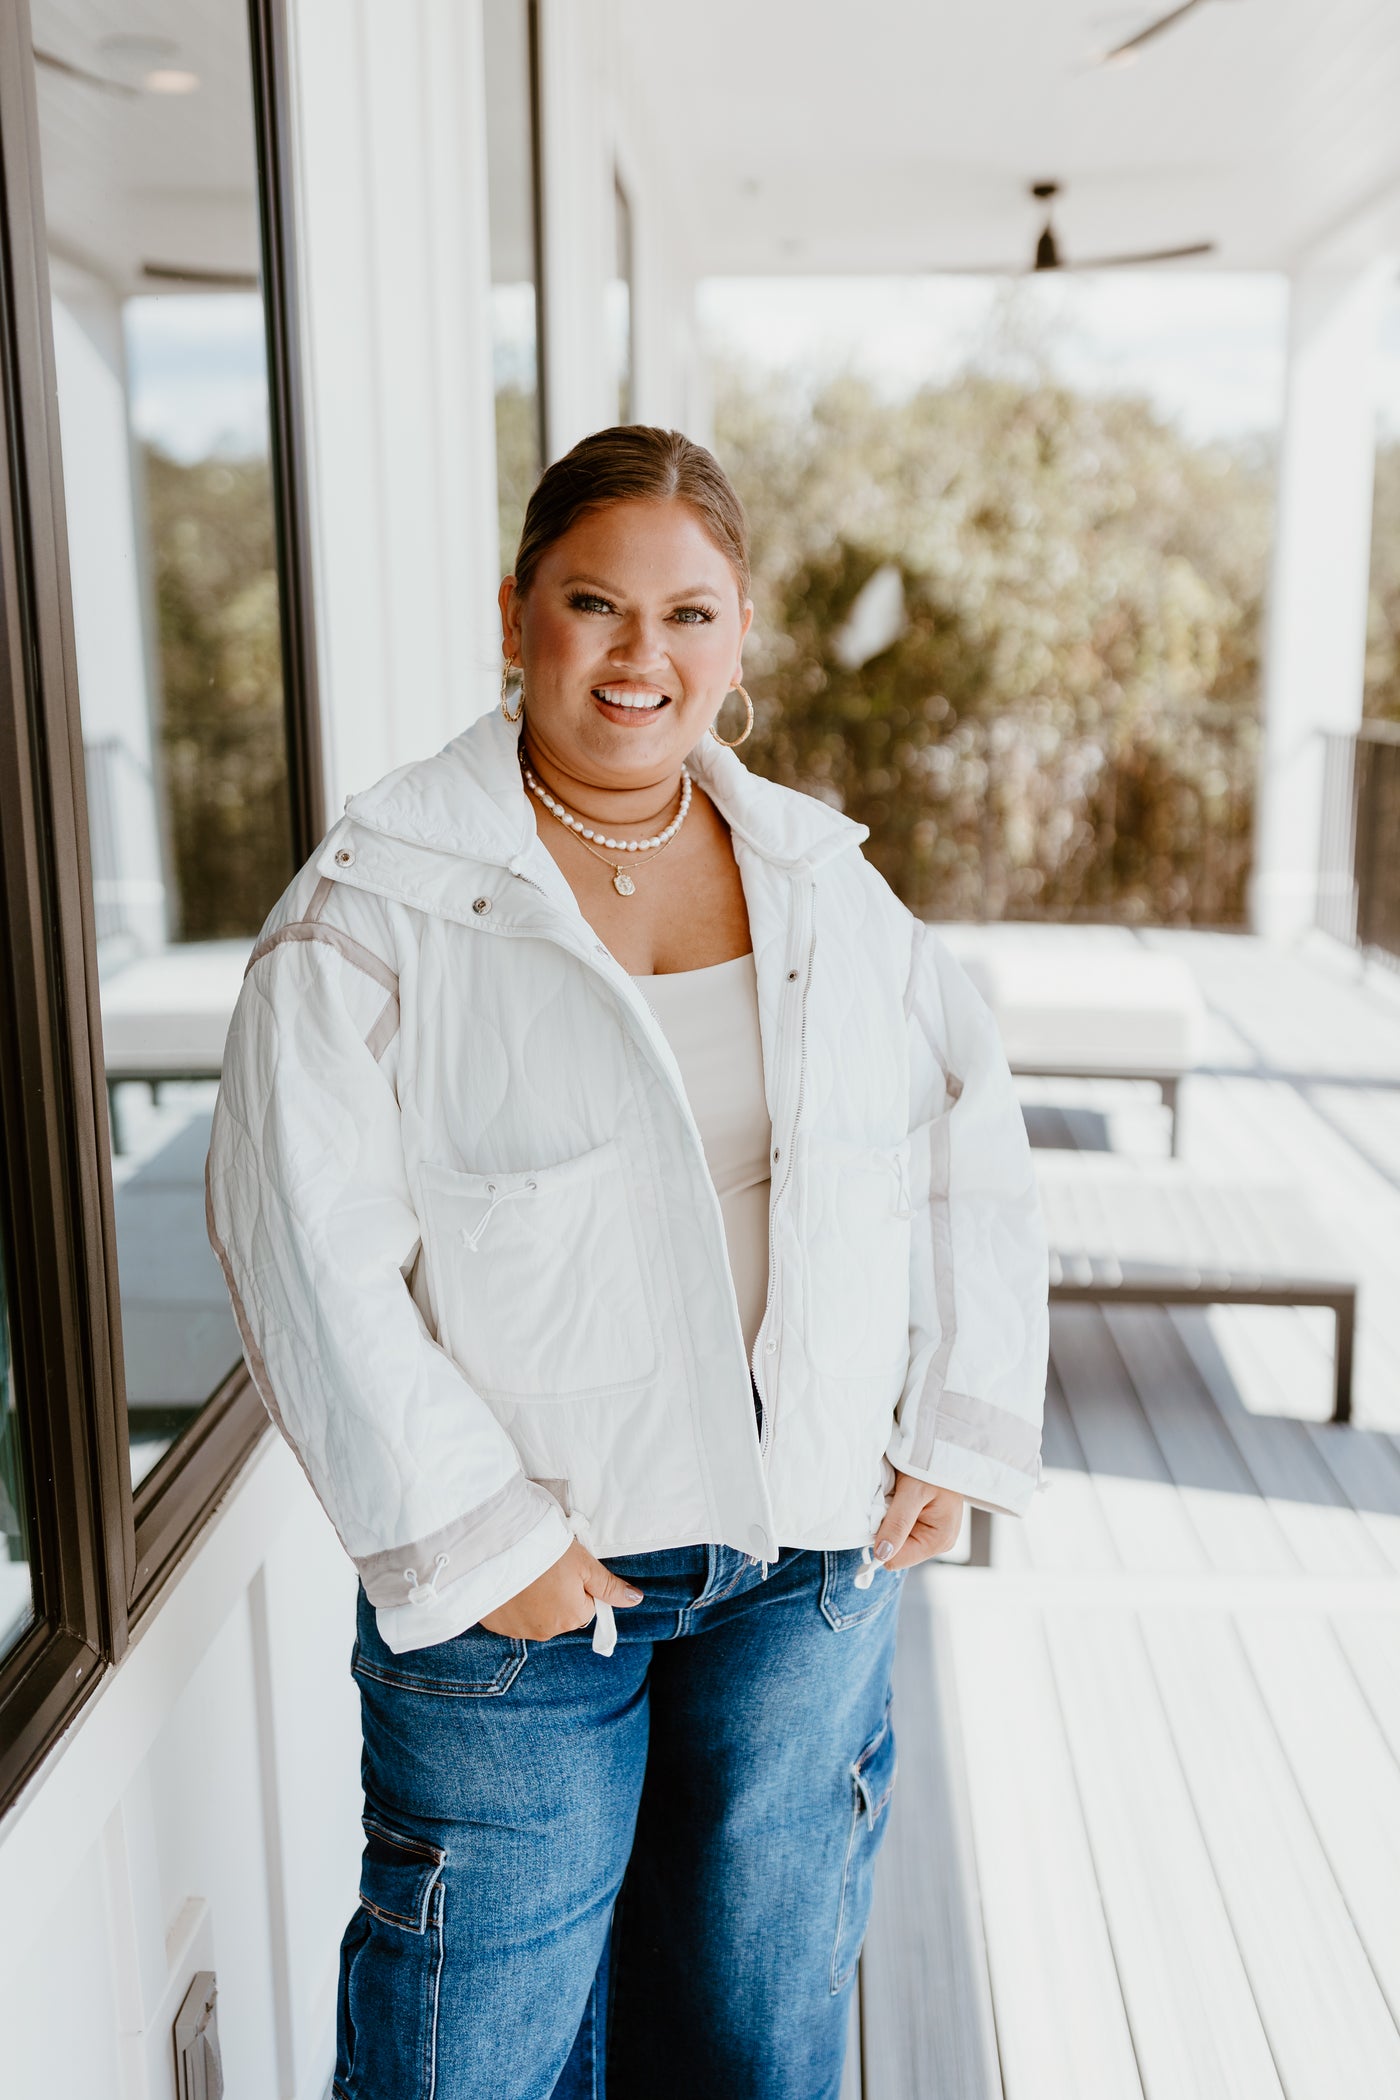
[1367, 441, 1400, 725]
[715, 365, 1274, 924]
[146, 448, 292, 940]
[496, 381, 541, 577]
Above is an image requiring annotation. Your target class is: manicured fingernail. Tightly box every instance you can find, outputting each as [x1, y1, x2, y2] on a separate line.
[875, 1540, 895, 1563]
[620, 1588, 643, 1603]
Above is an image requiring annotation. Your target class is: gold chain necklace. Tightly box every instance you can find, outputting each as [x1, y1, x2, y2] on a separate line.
[520, 753, 692, 897]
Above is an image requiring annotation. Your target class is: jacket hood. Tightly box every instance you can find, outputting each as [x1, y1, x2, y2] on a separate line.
[342, 705, 868, 875]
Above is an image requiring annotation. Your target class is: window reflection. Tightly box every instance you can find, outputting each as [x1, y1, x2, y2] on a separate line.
[484, 0, 544, 574]
[609, 176, 634, 425]
[0, 1180, 34, 1663]
[33, 2, 293, 1486]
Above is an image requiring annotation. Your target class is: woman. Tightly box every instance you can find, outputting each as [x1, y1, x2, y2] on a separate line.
[207, 426, 1047, 2100]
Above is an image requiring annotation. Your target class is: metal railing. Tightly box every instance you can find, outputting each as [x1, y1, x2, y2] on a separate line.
[1318, 721, 1400, 967]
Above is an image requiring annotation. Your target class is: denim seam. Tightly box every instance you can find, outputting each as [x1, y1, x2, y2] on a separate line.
[830, 1794, 865, 1994]
[425, 1881, 444, 2100]
[352, 1645, 527, 1700]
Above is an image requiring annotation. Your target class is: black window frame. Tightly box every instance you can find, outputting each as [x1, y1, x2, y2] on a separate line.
[0, 0, 323, 1812]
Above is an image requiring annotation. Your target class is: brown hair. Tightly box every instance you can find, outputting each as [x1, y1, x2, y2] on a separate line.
[512, 425, 750, 600]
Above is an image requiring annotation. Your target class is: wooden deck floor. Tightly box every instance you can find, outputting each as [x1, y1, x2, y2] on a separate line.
[849, 929, 1400, 2100]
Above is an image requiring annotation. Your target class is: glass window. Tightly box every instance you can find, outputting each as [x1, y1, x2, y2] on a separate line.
[484, 0, 544, 574]
[0, 1180, 34, 1665]
[609, 175, 634, 426]
[32, 3, 295, 1486]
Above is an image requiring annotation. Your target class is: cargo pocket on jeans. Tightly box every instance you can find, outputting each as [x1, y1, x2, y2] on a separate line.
[335, 1820, 446, 2100]
[830, 1707, 898, 1993]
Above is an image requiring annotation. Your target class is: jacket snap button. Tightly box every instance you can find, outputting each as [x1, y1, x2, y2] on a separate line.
[787, 969, 798, 981]
[334, 847, 354, 866]
[764, 1339, 777, 1355]
[472, 896, 492, 915]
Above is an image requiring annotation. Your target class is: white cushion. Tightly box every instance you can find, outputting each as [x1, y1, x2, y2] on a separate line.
[100, 940, 250, 1077]
[957, 947, 1204, 1073]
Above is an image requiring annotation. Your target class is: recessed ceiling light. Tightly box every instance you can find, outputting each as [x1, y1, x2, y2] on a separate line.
[145, 68, 199, 94]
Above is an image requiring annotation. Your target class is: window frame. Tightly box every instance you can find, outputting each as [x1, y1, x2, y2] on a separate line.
[0, 0, 323, 1808]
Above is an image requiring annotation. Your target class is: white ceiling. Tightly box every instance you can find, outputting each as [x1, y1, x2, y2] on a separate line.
[32, 0, 261, 295]
[616, 0, 1400, 276]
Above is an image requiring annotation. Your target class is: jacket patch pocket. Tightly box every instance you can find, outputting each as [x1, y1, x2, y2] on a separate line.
[419, 1140, 656, 1403]
[336, 1820, 445, 2099]
[831, 1709, 898, 1993]
[805, 1139, 914, 1378]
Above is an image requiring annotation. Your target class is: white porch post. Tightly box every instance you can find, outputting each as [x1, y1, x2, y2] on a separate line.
[536, 0, 614, 458]
[1252, 259, 1388, 941]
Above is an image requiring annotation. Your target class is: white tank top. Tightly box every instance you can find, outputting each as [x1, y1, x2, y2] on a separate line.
[630, 953, 772, 1358]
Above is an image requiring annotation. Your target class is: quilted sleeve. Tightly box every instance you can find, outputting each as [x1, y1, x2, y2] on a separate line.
[205, 918, 571, 1648]
[887, 917, 1048, 1516]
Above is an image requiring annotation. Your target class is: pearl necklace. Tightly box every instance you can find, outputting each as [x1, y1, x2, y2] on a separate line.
[520, 754, 692, 897]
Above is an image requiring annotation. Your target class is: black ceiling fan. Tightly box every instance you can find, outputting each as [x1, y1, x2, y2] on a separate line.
[1094, 0, 1236, 68]
[939, 180, 1216, 274]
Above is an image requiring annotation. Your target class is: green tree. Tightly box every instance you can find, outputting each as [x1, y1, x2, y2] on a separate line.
[715, 366, 1271, 923]
[145, 448, 292, 940]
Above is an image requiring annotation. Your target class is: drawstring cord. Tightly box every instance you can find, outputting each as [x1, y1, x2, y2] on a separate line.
[460, 1179, 537, 1254]
[568, 1509, 617, 1658]
[404, 1552, 451, 1605]
[854, 1545, 877, 1591]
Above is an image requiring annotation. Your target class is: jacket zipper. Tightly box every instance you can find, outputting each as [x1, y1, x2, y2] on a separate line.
[751, 883, 817, 1455]
[506, 866, 759, 1384]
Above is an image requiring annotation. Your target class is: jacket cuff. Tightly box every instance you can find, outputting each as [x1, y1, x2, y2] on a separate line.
[355, 1473, 566, 1609]
[887, 1386, 1043, 1519]
[370, 1502, 574, 1656]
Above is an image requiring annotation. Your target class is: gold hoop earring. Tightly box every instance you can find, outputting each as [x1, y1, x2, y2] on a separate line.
[501, 659, 524, 724]
[711, 683, 753, 749]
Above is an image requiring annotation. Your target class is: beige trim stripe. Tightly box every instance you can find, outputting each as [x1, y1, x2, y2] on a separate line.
[911, 1112, 958, 1471]
[919, 1386, 1042, 1477]
[364, 993, 400, 1062]
[246, 918, 398, 999]
[355, 1474, 559, 1607]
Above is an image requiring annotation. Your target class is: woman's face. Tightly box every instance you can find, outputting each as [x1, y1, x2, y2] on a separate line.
[499, 498, 753, 792]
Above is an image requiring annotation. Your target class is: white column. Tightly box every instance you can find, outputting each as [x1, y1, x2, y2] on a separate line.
[1252, 260, 1389, 941]
[49, 274, 169, 955]
[288, 0, 501, 813]
[536, 0, 614, 459]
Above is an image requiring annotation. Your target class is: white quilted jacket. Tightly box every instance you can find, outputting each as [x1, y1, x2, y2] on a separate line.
[206, 709, 1047, 1653]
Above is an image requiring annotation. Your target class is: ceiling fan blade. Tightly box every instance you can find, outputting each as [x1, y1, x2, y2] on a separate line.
[1099, 0, 1209, 64]
[1060, 240, 1217, 269]
[34, 45, 139, 96]
[142, 262, 261, 290]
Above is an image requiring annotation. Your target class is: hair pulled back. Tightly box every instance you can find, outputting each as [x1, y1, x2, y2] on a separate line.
[512, 425, 750, 601]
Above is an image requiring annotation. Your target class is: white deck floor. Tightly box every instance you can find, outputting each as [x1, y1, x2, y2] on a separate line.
[851, 927, 1400, 2100]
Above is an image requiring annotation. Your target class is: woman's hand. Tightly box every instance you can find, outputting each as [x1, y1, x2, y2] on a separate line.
[873, 1473, 967, 1569]
[480, 1541, 643, 1642]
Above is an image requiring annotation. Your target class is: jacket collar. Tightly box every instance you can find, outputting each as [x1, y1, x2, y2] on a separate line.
[340, 706, 868, 877]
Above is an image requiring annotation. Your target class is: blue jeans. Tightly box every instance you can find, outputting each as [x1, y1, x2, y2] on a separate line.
[334, 1544, 904, 2100]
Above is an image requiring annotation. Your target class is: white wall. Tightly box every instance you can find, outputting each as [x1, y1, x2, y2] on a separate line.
[0, 1442, 360, 2100]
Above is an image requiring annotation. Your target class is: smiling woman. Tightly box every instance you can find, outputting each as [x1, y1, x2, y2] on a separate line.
[206, 423, 1048, 2100]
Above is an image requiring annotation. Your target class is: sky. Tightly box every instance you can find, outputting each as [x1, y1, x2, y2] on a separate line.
[125, 293, 269, 462]
[120, 271, 1400, 462]
[700, 272, 1400, 448]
